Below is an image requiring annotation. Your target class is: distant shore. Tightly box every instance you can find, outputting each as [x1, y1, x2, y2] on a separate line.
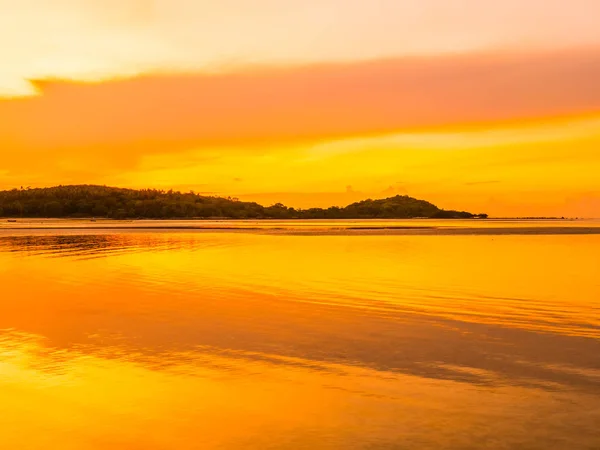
[0, 185, 485, 220]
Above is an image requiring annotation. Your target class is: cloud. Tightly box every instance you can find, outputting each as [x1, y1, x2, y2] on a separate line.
[2, 0, 600, 97]
[380, 184, 410, 196]
[2, 49, 599, 168]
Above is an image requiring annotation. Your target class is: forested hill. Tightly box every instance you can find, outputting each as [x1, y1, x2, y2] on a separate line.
[0, 185, 486, 219]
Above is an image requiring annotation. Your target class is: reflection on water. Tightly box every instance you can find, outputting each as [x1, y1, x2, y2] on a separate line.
[0, 228, 599, 449]
[0, 233, 229, 259]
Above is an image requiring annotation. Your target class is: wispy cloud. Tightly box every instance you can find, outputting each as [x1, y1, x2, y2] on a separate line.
[2, 48, 599, 171]
[2, 0, 599, 96]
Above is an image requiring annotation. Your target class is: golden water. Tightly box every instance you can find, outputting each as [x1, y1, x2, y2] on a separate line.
[0, 222, 599, 449]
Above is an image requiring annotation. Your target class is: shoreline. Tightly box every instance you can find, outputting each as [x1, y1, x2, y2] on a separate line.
[1, 225, 599, 236]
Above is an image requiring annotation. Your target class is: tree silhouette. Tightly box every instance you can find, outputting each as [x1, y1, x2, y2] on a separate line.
[0, 185, 483, 219]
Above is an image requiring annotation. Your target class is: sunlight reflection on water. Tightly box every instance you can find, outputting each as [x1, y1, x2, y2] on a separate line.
[0, 226, 599, 449]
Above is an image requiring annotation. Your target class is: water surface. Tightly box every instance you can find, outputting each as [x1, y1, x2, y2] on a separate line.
[0, 221, 599, 449]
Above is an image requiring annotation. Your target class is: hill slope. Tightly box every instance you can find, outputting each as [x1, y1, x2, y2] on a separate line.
[0, 185, 486, 219]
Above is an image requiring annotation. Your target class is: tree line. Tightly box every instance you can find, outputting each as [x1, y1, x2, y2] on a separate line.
[0, 185, 487, 219]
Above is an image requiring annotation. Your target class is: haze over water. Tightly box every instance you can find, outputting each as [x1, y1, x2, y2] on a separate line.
[0, 220, 599, 449]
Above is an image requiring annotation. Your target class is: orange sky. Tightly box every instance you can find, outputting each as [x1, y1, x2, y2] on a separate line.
[1, 0, 600, 217]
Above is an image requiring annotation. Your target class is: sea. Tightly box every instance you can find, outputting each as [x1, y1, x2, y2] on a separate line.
[0, 219, 599, 449]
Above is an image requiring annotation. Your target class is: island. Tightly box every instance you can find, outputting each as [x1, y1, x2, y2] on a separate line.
[0, 185, 487, 219]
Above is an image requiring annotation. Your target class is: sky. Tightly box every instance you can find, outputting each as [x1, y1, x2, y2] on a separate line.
[1, 0, 599, 217]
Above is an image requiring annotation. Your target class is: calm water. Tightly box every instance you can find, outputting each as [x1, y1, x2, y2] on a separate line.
[1, 221, 599, 449]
